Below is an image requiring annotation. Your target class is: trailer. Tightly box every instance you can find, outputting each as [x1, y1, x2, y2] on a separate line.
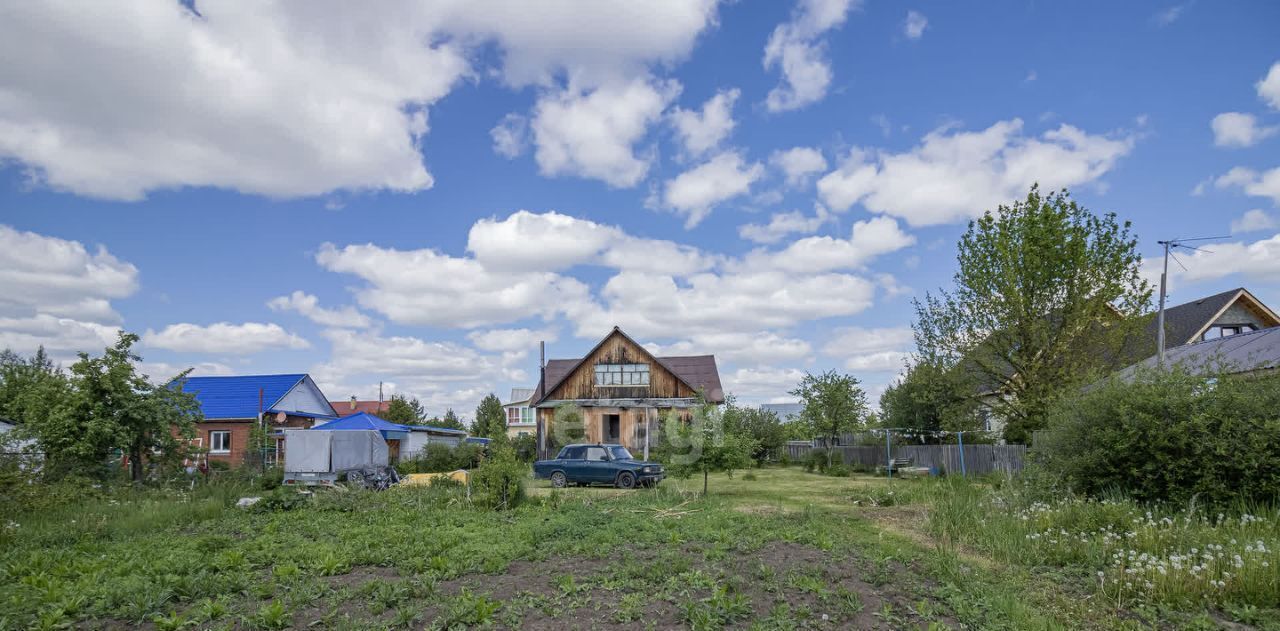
[283, 429, 390, 486]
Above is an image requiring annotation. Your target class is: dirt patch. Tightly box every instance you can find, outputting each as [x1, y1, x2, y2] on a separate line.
[407, 540, 958, 629]
[321, 564, 400, 588]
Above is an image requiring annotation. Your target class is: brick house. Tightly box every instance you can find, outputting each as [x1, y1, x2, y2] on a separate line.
[177, 374, 338, 466]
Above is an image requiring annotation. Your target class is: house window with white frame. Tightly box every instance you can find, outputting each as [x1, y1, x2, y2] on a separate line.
[209, 430, 231, 454]
[594, 363, 650, 386]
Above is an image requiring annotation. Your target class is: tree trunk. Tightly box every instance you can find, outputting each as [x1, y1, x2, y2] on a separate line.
[703, 468, 708, 496]
[130, 445, 144, 483]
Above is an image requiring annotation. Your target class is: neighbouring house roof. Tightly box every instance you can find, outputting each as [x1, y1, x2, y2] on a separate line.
[405, 424, 468, 436]
[1113, 325, 1280, 381]
[329, 399, 391, 417]
[177, 374, 338, 420]
[971, 287, 1280, 396]
[312, 412, 409, 432]
[504, 388, 535, 407]
[760, 403, 804, 421]
[1140, 287, 1280, 349]
[532, 328, 724, 404]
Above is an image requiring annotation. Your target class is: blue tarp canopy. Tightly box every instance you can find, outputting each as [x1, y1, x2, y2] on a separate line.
[312, 412, 409, 440]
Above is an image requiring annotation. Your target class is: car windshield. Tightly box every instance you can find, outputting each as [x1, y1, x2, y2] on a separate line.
[609, 446, 633, 460]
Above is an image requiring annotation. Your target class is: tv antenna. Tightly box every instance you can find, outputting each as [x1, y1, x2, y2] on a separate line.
[1155, 235, 1228, 364]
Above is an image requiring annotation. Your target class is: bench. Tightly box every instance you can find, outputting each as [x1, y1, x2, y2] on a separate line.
[878, 457, 913, 475]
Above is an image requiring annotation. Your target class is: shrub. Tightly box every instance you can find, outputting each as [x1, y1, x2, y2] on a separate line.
[1038, 368, 1280, 508]
[803, 449, 831, 474]
[826, 464, 851, 478]
[469, 444, 526, 510]
[397, 442, 482, 475]
[511, 434, 537, 462]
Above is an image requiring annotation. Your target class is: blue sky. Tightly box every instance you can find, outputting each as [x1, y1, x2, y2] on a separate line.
[2, 1, 1279, 419]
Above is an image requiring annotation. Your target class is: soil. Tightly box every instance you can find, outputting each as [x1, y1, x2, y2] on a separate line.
[297, 540, 959, 630]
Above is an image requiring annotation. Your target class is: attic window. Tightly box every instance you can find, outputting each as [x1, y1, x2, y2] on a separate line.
[595, 363, 649, 386]
[1203, 324, 1256, 341]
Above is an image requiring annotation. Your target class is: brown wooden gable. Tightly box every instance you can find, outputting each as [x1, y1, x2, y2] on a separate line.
[542, 328, 697, 402]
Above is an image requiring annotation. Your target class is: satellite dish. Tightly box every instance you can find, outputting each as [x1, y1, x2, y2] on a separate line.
[275, 411, 287, 424]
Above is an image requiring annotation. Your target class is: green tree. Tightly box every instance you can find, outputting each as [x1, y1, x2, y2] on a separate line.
[878, 360, 979, 441]
[471, 393, 506, 439]
[38, 333, 202, 481]
[432, 408, 465, 431]
[913, 185, 1151, 443]
[383, 394, 426, 424]
[660, 399, 755, 495]
[790, 370, 867, 467]
[721, 399, 786, 465]
[0, 347, 71, 437]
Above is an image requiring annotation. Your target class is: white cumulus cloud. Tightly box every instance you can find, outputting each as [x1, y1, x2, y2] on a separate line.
[770, 146, 829, 187]
[670, 88, 741, 157]
[531, 78, 680, 187]
[1211, 112, 1278, 148]
[144, 322, 310, 354]
[738, 206, 832, 244]
[1215, 166, 1280, 205]
[267, 291, 372, 329]
[0, 1, 724, 200]
[763, 0, 859, 112]
[1231, 209, 1278, 234]
[1257, 61, 1280, 111]
[663, 151, 765, 227]
[817, 119, 1135, 226]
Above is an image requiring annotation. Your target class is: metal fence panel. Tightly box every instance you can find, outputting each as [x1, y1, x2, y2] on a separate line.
[785, 443, 1027, 474]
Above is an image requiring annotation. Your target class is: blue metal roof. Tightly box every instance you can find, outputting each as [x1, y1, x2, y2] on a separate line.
[406, 424, 468, 436]
[177, 374, 311, 419]
[312, 412, 410, 433]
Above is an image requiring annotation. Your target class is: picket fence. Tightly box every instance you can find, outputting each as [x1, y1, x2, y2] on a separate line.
[785, 442, 1027, 475]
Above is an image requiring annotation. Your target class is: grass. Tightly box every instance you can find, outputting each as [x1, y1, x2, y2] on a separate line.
[0, 467, 1274, 629]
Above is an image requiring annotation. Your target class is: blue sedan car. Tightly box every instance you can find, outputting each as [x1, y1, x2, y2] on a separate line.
[533, 444, 664, 489]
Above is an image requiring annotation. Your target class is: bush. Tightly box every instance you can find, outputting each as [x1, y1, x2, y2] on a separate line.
[1038, 368, 1280, 508]
[469, 445, 526, 510]
[512, 434, 537, 462]
[826, 464, 851, 477]
[396, 442, 482, 475]
[803, 449, 830, 474]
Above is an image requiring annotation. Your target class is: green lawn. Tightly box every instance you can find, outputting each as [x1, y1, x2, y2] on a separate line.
[1, 468, 1272, 630]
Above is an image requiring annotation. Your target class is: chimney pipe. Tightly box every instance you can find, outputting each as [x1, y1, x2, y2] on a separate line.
[349, 395, 357, 410]
[539, 340, 545, 369]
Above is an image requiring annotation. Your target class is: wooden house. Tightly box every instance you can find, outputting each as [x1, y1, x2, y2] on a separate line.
[530, 327, 724, 459]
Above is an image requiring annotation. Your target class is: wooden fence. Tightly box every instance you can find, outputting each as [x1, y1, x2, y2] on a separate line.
[785, 442, 1027, 475]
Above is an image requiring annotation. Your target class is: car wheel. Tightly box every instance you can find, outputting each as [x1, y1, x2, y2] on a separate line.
[550, 471, 567, 488]
[616, 471, 636, 489]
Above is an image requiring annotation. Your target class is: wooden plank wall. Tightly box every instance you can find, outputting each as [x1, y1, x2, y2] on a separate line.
[545, 332, 694, 401]
[785, 443, 1027, 475]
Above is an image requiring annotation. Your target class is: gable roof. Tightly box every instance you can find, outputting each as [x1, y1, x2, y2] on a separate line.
[533, 327, 724, 404]
[312, 412, 409, 432]
[504, 388, 534, 406]
[177, 374, 338, 420]
[1115, 325, 1280, 381]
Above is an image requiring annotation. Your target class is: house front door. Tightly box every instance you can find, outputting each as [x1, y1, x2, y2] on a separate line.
[604, 414, 621, 444]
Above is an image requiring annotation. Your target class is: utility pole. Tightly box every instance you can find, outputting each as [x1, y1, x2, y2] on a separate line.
[1156, 240, 1170, 366]
[1155, 236, 1227, 365]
